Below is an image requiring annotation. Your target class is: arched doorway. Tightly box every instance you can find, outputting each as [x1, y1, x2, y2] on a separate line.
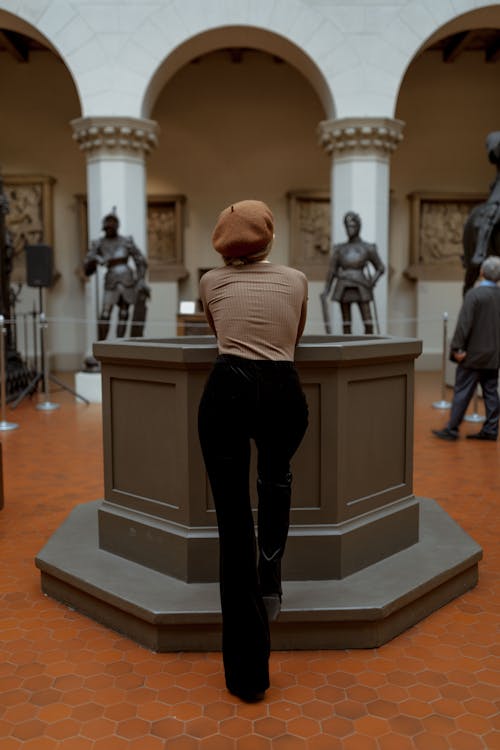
[0, 11, 85, 376]
[389, 7, 500, 366]
[143, 29, 333, 331]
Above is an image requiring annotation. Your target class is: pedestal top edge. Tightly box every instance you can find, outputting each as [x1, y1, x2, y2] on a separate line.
[93, 335, 422, 365]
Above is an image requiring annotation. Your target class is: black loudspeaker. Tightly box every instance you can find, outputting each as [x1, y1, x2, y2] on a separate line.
[25, 244, 54, 288]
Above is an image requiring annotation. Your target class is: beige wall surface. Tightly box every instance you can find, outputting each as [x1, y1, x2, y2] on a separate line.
[389, 49, 499, 340]
[149, 49, 330, 301]
[0, 1, 499, 367]
[1, 50, 86, 368]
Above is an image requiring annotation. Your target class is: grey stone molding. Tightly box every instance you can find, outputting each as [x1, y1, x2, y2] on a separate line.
[318, 117, 405, 157]
[71, 116, 159, 158]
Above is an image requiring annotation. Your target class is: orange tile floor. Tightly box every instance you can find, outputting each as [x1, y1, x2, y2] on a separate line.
[0, 371, 498, 750]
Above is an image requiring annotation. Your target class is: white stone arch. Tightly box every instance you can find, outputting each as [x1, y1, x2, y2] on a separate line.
[1, 0, 496, 121]
[383, 1, 500, 117]
[141, 23, 336, 120]
[0, 0, 341, 117]
[85, 0, 341, 118]
[0, 5, 83, 114]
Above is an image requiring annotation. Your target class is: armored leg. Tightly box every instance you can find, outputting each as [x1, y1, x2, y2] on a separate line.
[359, 301, 373, 334]
[340, 302, 352, 334]
[116, 305, 129, 338]
[98, 306, 111, 341]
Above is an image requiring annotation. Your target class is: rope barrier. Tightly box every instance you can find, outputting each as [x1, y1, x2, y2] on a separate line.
[4, 308, 470, 415]
[432, 313, 452, 410]
[35, 313, 60, 412]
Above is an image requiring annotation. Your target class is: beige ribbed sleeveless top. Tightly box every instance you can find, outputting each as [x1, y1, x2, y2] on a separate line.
[199, 262, 308, 361]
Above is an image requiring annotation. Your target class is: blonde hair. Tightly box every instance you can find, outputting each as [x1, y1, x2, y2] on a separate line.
[223, 238, 273, 267]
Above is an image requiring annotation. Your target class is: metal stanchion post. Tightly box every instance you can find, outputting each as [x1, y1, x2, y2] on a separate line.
[0, 315, 19, 431]
[432, 312, 452, 409]
[36, 312, 60, 412]
[464, 388, 486, 423]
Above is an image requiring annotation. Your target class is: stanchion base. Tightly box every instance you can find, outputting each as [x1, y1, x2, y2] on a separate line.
[0, 420, 19, 431]
[432, 400, 452, 409]
[464, 414, 485, 423]
[36, 401, 60, 412]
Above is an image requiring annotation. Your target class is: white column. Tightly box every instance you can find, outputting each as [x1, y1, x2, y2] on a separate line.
[71, 116, 159, 363]
[318, 117, 404, 334]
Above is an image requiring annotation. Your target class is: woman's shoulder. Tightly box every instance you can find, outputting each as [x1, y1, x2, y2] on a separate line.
[200, 265, 226, 283]
[266, 264, 308, 291]
[268, 263, 306, 278]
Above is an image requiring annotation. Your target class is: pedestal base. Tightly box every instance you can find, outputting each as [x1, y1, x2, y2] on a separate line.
[36, 497, 482, 651]
[74, 372, 102, 403]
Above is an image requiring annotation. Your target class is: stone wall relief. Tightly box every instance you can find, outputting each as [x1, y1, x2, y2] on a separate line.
[405, 192, 485, 281]
[146, 195, 187, 282]
[287, 190, 330, 280]
[3, 175, 55, 285]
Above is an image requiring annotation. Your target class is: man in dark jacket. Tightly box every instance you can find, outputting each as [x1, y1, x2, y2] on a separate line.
[432, 255, 500, 441]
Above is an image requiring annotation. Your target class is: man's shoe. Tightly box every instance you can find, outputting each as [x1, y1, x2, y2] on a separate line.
[466, 432, 497, 441]
[432, 428, 458, 441]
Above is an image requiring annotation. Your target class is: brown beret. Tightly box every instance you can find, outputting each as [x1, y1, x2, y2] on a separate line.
[212, 199, 274, 258]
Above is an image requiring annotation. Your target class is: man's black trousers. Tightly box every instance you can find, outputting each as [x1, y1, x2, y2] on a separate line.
[448, 364, 499, 436]
[198, 354, 308, 696]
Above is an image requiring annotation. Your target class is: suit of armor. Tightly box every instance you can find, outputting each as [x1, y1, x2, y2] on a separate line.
[323, 212, 385, 334]
[84, 214, 149, 340]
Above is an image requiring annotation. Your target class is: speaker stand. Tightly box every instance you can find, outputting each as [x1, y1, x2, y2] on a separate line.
[9, 370, 43, 409]
[10, 289, 90, 410]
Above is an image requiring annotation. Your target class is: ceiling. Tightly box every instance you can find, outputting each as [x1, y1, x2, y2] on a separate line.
[0, 26, 499, 64]
[426, 28, 500, 62]
[0, 28, 46, 61]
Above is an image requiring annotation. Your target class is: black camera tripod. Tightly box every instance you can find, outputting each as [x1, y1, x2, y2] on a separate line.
[10, 288, 89, 409]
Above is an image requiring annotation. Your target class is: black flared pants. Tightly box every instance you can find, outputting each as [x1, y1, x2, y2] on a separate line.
[198, 355, 308, 695]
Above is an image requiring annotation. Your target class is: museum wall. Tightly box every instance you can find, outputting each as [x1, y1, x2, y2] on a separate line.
[389, 48, 499, 364]
[2, 23, 498, 369]
[3, 47, 331, 364]
[1, 49, 86, 370]
[148, 49, 330, 312]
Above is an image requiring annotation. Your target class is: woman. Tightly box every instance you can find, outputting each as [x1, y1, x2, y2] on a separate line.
[198, 199, 309, 702]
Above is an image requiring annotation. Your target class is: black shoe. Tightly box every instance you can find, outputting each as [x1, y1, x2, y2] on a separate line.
[466, 432, 497, 441]
[432, 428, 458, 441]
[228, 687, 266, 703]
[262, 594, 281, 622]
[258, 554, 283, 622]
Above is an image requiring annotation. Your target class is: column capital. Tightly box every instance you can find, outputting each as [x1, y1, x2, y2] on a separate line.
[318, 117, 405, 157]
[71, 116, 159, 159]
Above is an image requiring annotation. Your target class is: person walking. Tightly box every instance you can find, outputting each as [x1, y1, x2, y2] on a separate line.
[198, 199, 309, 702]
[432, 255, 500, 442]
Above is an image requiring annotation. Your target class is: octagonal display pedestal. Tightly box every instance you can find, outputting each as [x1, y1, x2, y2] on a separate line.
[36, 335, 482, 650]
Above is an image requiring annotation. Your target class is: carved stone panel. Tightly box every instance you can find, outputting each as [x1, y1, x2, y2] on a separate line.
[288, 190, 330, 280]
[3, 175, 55, 284]
[147, 195, 187, 282]
[405, 191, 485, 281]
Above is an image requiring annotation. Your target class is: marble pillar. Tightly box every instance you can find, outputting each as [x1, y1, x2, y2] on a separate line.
[71, 116, 159, 364]
[318, 117, 405, 333]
